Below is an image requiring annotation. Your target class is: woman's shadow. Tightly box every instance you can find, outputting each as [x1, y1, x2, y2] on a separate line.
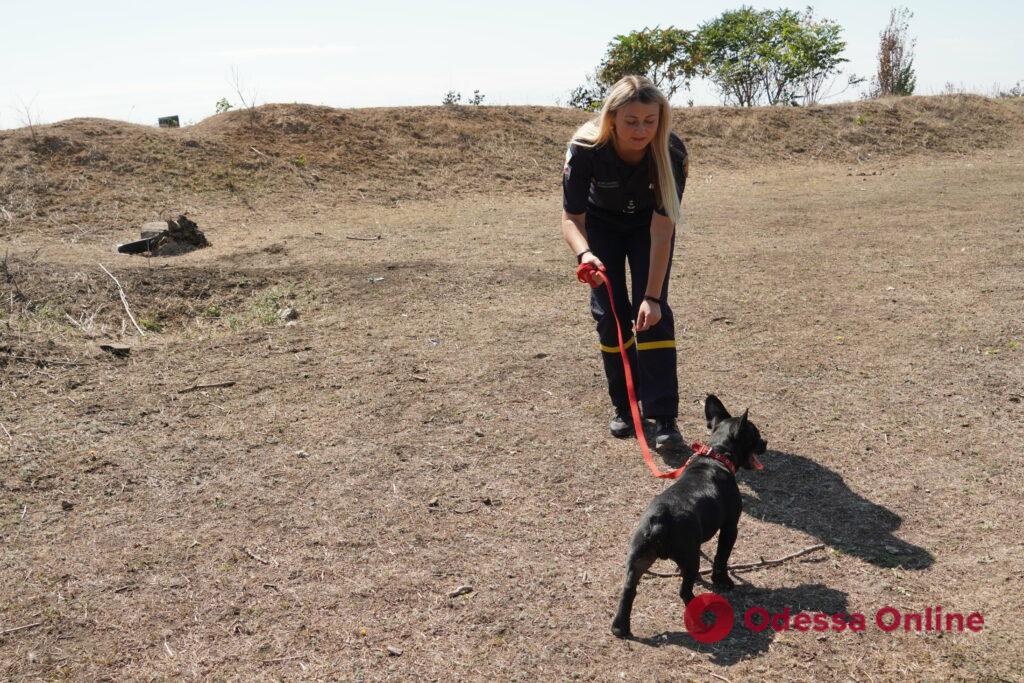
[741, 449, 933, 570]
[659, 446, 934, 570]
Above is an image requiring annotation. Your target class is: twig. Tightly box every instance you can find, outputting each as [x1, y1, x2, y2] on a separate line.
[98, 263, 146, 337]
[243, 547, 270, 565]
[0, 422, 11, 441]
[262, 655, 305, 663]
[250, 146, 266, 157]
[0, 621, 43, 637]
[646, 544, 826, 578]
[345, 235, 382, 241]
[178, 381, 236, 394]
[7, 356, 82, 367]
[710, 674, 733, 683]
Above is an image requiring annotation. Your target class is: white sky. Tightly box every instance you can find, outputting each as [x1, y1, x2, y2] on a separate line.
[1, 0, 1021, 129]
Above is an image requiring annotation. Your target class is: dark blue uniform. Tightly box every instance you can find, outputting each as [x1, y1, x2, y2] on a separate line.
[563, 132, 687, 418]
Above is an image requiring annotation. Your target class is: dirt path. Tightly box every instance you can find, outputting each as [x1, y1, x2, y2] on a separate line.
[2, 144, 1023, 680]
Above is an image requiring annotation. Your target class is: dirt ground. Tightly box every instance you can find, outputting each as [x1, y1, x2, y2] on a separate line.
[2, 101, 1023, 681]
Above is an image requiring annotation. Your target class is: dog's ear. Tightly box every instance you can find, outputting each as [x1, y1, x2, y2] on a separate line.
[738, 408, 749, 431]
[705, 394, 731, 430]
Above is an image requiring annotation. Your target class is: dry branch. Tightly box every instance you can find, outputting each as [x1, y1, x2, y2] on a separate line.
[0, 621, 43, 637]
[243, 547, 271, 565]
[98, 263, 146, 337]
[178, 381, 236, 394]
[646, 543, 826, 578]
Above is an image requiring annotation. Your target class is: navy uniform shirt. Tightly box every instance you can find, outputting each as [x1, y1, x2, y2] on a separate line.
[562, 132, 687, 229]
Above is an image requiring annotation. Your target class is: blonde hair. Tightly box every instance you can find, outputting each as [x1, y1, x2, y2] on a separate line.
[571, 75, 681, 225]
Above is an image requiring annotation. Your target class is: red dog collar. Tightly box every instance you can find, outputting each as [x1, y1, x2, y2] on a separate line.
[689, 442, 736, 475]
[690, 442, 764, 474]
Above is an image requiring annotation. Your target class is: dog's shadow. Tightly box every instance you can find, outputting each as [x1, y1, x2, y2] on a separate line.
[637, 583, 850, 665]
[739, 450, 933, 570]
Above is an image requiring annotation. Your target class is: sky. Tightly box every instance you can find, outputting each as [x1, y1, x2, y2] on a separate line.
[1, 0, 1021, 129]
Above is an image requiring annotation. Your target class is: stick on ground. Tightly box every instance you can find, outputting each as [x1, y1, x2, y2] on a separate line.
[178, 381, 236, 394]
[646, 543, 827, 578]
[0, 622, 43, 637]
[98, 263, 146, 337]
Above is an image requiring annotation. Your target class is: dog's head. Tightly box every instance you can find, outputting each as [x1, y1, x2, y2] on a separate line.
[704, 394, 767, 470]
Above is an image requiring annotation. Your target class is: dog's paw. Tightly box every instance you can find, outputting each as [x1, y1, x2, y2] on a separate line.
[712, 573, 736, 591]
[611, 620, 632, 639]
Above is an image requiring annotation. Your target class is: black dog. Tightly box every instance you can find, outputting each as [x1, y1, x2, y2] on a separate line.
[611, 394, 767, 638]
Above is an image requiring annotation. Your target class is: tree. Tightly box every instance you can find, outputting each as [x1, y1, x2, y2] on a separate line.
[696, 6, 853, 106]
[868, 7, 916, 97]
[566, 26, 697, 110]
[791, 9, 863, 105]
[598, 26, 698, 100]
[567, 70, 607, 111]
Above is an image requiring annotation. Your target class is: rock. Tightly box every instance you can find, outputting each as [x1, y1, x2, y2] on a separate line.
[98, 342, 131, 358]
[449, 585, 473, 598]
[278, 307, 299, 322]
[165, 214, 209, 248]
[386, 646, 403, 657]
[61, 500, 74, 511]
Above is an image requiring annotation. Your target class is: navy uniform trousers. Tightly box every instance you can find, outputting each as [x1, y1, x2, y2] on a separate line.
[587, 215, 678, 419]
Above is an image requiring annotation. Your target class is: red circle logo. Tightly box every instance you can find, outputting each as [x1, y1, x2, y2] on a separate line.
[683, 593, 735, 643]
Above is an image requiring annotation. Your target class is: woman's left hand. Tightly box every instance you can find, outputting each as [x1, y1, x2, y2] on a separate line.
[636, 299, 662, 332]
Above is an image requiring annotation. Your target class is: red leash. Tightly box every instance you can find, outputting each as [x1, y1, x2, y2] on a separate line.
[575, 262, 763, 477]
[577, 262, 687, 480]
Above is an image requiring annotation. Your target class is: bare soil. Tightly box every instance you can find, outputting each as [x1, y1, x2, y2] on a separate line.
[1, 97, 1023, 681]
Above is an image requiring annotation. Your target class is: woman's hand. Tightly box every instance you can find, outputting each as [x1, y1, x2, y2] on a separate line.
[579, 251, 606, 285]
[636, 299, 662, 332]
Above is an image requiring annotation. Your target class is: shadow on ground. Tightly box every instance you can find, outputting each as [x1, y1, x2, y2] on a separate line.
[637, 583, 850, 665]
[740, 450, 934, 570]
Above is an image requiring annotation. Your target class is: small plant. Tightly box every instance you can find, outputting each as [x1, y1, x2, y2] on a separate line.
[442, 90, 462, 106]
[469, 90, 485, 106]
[139, 316, 163, 333]
[868, 7, 916, 97]
[215, 97, 233, 114]
[996, 81, 1023, 98]
[855, 113, 869, 126]
[293, 155, 307, 168]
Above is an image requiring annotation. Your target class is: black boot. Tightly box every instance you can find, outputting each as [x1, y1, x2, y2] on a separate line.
[652, 417, 684, 451]
[609, 408, 634, 438]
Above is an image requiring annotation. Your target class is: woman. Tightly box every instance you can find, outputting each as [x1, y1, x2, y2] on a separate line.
[561, 75, 688, 449]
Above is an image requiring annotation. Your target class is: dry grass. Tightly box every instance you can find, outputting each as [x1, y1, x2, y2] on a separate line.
[1, 99, 1023, 680]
